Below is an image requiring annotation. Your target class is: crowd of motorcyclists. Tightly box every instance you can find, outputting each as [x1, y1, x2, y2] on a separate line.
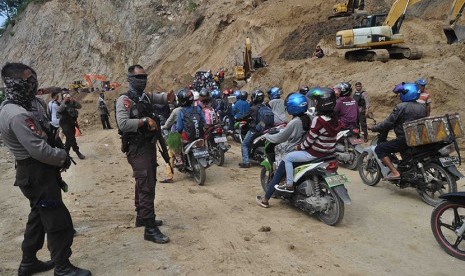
[158, 75, 439, 210]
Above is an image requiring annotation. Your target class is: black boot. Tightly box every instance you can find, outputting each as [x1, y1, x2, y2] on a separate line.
[136, 216, 163, 227]
[18, 258, 54, 276]
[76, 151, 85, 160]
[144, 218, 169, 244]
[54, 260, 91, 276]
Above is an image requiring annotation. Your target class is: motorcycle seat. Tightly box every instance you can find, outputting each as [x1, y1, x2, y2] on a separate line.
[292, 155, 336, 168]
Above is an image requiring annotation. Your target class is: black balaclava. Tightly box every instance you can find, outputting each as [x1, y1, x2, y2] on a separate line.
[3, 74, 38, 111]
[127, 73, 147, 101]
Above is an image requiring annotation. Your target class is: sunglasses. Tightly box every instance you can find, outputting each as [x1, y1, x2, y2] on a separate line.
[133, 74, 148, 80]
[25, 75, 38, 83]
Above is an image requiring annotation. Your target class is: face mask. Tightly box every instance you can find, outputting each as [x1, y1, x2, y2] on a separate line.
[3, 75, 38, 110]
[127, 74, 147, 96]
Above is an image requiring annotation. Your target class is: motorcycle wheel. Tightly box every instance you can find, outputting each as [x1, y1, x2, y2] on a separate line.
[317, 184, 345, 226]
[212, 147, 225, 166]
[233, 130, 241, 143]
[193, 163, 206, 186]
[431, 200, 465, 260]
[358, 151, 381, 186]
[418, 163, 457, 206]
[344, 145, 359, 171]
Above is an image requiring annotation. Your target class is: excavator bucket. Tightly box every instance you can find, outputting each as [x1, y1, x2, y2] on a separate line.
[443, 25, 465, 44]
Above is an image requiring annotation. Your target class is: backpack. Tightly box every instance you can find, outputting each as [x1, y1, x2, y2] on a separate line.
[353, 91, 366, 107]
[257, 105, 275, 132]
[203, 107, 218, 125]
[181, 107, 205, 141]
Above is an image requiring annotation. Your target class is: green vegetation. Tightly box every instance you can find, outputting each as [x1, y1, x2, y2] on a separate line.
[0, 0, 51, 36]
[186, 0, 198, 13]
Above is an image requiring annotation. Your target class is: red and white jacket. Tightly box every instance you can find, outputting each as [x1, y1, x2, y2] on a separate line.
[297, 115, 340, 158]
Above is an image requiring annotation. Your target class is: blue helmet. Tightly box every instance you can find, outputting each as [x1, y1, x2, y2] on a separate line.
[268, 87, 282, 100]
[285, 92, 308, 116]
[415, 78, 427, 86]
[233, 90, 241, 100]
[399, 83, 421, 102]
[211, 89, 221, 99]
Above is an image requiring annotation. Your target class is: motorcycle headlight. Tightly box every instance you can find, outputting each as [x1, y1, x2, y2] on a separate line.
[439, 144, 454, 156]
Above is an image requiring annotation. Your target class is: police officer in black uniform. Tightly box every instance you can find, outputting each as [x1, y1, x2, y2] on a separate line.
[116, 64, 169, 244]
[0, 63, 91, 276]
[58, 93, 85, 160]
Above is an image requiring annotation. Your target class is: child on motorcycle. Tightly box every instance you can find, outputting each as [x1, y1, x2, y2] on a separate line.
[257, 87, 340, 206]
[199, 88, 218, 126]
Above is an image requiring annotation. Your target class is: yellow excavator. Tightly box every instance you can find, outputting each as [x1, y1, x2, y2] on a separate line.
[335, 0, 465, 61]
[235, 37, 267, 81]
[329, 0, 367, 19]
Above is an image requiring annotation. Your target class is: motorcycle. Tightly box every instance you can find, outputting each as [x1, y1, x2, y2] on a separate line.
[204, 123, 230, 166]
[431, 192, 465, 261]
[176, 138, 212, 185]
[357, 116, 460, 206]
[233, 120, 248, 143]
[335, 127, 364, 170]
[260, 146, 351, 226]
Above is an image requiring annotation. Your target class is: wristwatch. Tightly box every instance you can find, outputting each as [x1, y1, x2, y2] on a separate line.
[142, 117, 148, 125]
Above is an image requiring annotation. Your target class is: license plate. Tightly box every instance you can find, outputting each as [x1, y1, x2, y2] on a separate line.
[193, 149, 210, 158]
[439, 156, 460, 167]
[214, 136, 227, 143]
[325, 174, 349, 188]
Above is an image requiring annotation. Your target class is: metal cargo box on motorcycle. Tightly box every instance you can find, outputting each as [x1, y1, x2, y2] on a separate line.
[403, 114, 464, 147]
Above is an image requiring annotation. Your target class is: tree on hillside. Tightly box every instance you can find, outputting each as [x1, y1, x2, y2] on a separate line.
[0, 0, 22, 21]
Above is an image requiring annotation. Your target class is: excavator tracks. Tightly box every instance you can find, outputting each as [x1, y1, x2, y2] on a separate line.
[344, 49, 390, 62]
[344, 46, 422, 62]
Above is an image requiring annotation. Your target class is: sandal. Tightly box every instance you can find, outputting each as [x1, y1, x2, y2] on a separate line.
[256, 195, 269, 208]
[384, 174, 401, 181]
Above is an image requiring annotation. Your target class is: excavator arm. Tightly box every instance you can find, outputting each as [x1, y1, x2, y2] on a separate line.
[383, 0, 424, 34]
[444, 0, 465, 44]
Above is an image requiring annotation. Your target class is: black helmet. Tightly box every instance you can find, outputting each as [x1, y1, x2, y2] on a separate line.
[240, 90, 249, 101]
[199, 88, 210, 98]
[299, 85, 310, 95]
[335, 82, 352, 97]
[309, 87, 337, 112]
[251, 88, 265, 104]
[177, 88, 194, 106]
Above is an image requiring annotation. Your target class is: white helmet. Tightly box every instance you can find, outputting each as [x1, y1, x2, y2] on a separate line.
[192, 90, 200, 101]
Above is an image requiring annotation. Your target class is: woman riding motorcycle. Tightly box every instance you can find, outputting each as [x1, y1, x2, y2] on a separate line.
[256, 88, 340, 207]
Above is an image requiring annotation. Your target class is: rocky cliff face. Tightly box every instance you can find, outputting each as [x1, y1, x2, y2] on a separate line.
[1, 0, 464, 120]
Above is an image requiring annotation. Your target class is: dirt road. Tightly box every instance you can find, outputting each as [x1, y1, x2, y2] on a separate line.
[1, 129, 465, 275]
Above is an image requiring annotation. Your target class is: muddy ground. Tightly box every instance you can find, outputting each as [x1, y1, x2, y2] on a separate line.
[1, 126, 465, 276]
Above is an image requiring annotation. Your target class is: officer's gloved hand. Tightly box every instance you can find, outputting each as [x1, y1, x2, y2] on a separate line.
[60, 155, 72, 172]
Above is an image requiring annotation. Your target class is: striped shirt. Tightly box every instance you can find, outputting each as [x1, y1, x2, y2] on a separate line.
[297, 115, 340, 158]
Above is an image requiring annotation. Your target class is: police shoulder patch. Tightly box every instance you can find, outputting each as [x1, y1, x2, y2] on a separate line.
[123, 98, 131, 111]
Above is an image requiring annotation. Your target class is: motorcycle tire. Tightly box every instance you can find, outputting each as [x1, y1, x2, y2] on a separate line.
[431, 200, 465, 260]
[344, 145, 359, 171]
[193, 163, 206, 186]
[317, 184, 345, 226]
[358, 151, 381, 186]
[418, 162, 457, 206]
[212, 147, 225, 166]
